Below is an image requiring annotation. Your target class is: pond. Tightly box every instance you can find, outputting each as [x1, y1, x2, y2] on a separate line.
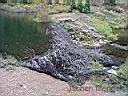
[0, 15, 50, 59]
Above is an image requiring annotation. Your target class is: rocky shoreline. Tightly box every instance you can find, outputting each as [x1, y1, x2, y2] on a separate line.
[0, 10, 127, 87]
[19, 21, 124, 85]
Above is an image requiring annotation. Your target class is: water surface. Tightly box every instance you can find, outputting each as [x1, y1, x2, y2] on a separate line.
[0, 15, 50, 58]
[102, 28, 128, 63]
[115, 28, 128, 46]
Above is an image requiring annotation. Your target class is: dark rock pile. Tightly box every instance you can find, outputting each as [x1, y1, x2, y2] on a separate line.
[21, 23, 121, 84]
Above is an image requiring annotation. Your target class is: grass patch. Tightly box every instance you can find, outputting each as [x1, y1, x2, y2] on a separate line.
[117, 59, 128, 80]
[33, 12, 49, 22]
[91, 6, 127, 29]
[54, 4, 70, 13]
[91, 62, 104, 71]
[63, 24, 96, 46]
[91, 17, 117, 40]
[90, 61, 128, 92]
[48, 4, 70, 14]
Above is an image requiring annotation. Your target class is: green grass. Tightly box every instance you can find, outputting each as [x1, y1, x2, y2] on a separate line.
[91, 62, 104, 71]
[91, 17, 117, 40]
[33, 12, 49, 22]
[63, 24, 96, 46]
[117, 59, 128, 80]
[91, 5, 127, 30]
[48, 4, 70, 14]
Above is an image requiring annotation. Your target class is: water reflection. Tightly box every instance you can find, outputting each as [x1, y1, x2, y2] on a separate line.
[116, 28, 128, 46]
[0, 15, 50, 58]
[102, 28, 128, 63]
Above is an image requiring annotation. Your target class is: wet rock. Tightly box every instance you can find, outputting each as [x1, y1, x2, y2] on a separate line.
[112, 66, 119, 70]
[88, 26, 96, 31]
[107, 69, 118, 75]
[102, 43, 128, 61]
[0, 63, 6, 68]
[110, 43, 128, 51]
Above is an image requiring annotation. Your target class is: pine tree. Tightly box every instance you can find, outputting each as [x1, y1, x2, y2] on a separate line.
[77, 0, 83, 12]
[110, 0, 116, 6]
[104, 0, 116, 6]
[0, 0, 7, 3]
[83, 0, 91, 13]
[70, 0, 76, 11]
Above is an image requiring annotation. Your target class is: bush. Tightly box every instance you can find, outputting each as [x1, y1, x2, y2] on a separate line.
[70, 0, 91, 13]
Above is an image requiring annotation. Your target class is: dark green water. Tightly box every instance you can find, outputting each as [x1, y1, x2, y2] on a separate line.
[116, 28, 128, 46]
[102, 28, 128, 62]
[0, 16, 50, 58]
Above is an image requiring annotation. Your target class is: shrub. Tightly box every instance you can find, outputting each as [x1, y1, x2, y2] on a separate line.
[70, 0, 91, 13]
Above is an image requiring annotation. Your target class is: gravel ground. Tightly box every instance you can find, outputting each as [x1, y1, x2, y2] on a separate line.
[0, 67, 114, 96]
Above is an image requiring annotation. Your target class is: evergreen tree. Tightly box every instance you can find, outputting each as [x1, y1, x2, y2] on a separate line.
[110, 0, 116, 6]
[83, 0, 91, 13]
[70, 0, 76, 11]
[0, 0, 7, 3]
[77, 0, 83, 12]
[104, 0, 116, 6]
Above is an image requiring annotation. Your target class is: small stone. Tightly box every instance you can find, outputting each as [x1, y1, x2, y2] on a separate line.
[88, 27, 96, 31]
[112, 66, 119, 70]
[6, 65, 15, 72]
[0, 64, 6, 68]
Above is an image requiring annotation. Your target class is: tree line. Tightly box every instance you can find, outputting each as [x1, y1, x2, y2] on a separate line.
[0, 0, 44, 3]
[0, 0, 116, 13]
[0, 0, 116, 6]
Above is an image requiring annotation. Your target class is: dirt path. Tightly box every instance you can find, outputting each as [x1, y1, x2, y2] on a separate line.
[0, 67, 114, 96]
